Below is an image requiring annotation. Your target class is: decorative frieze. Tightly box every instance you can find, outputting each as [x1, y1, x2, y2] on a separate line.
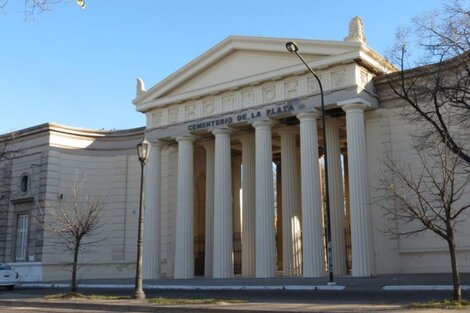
[262, 85, 276, 103]
[360, 70, 369, 87]
[168, 108, 178, 124]
[307, 76, 321, 94]
[185, 103, 196, 120]
[151, 112, 163, 128]
[356, 67, 374, 92]
[331, 69, 347, 89]
[222, 95, 235, 112]
[241, 91, 255, 108]
[204, 99, 216, 115]
[147, 64, 366, 129]
[284, 80, 300, 98]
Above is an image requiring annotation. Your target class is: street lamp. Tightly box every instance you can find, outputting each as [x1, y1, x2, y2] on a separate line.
[134, 139, 149, 299]
[286, 41, 334, 284]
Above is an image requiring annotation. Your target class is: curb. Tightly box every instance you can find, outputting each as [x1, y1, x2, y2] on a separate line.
[0, 300, 349, 313]
[0, 299, 258, 313]
[19, 283, 345, 291]
[0, 299, 407, 313]
[382, 285, 470, 291]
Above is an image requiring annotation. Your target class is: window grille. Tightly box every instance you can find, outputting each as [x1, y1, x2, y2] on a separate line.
[15, 214, 29, 261]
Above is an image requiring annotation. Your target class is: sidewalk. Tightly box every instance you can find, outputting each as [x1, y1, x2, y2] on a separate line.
[2, 274, 469, 312]
[18, 272, 470, 291]
[0, 298, 411, 313]
[0, 297, 465, 312]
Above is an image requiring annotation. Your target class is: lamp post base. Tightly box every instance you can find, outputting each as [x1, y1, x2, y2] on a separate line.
[133, 290, 146, 300]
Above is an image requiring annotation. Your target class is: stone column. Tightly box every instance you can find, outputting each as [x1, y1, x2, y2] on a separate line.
[143, 141, 163, 279]
[325, 119, 347, 276]
[212, 128, 233, 278]
[279, 128, 302, 276]
[295, 147, 303, 275]
[343, 151, 351, 272]
[240, 133, 256, 277]
[201, 140, 215, 278]
[275, 162, 283, 272]
[339, 100, 374, 277]
[174, 136, 195, 279]
[253, 120, 276, 278]
[297, 112, 325, 277]
[232, 157, 242, 275]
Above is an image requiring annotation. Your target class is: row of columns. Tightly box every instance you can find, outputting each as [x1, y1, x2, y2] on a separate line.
[142, 101, 374, 279]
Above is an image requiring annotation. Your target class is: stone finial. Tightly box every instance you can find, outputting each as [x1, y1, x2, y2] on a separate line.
[344, 16, 367, 44]
[136, 78, 146, 96]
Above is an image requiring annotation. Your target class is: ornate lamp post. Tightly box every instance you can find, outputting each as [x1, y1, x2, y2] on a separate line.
[286, 41, 334, 284]
[134, 139, 149, 299]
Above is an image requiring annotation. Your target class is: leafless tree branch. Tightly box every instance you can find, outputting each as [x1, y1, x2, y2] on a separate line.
[37, 175, 105, 293]
[0, 0, 86, 19]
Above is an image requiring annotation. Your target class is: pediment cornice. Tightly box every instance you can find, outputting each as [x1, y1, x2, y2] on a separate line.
[133, 35, 396, 113]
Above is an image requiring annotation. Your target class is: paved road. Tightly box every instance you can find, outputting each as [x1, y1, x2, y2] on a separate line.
[0, 274, 468, 313]
[1, 286, 468, 304]
[0, 307, 118, 313]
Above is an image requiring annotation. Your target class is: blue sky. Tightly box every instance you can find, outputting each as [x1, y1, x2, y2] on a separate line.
[0, 0, 445, 134]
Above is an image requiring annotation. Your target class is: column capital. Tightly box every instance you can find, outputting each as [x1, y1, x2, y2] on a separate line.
[252, 120, 274, 130]
[176, 135, 196, 143]
[338, 98, 371, 113]
[297, 110, 320, 122]
[212, 128, 233, 136]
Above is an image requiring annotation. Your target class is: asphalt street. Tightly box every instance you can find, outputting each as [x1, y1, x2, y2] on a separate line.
[1, 285, 468, 304]
[0, 274, 469, 312]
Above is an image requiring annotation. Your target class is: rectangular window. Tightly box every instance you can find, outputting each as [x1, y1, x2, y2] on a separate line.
[15, 214, 29, 262]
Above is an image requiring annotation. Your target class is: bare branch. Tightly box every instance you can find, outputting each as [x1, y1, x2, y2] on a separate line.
[36, 175, 105, 292]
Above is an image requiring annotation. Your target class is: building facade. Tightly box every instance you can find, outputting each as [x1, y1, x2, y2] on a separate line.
[0, 124, 144, 281]
[1, 18, 470, 281]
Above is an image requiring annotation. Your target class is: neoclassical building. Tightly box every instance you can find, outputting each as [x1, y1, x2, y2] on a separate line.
[1, 18, 469, 281]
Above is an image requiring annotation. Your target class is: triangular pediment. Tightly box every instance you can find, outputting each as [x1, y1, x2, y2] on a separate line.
[170, 50, 327, 95]
[134, 35, 394, 112]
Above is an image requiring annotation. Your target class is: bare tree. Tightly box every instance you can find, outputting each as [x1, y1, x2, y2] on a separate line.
[377, 1, 470, 303]
[379, 136, 470, 302]
[38, 177, 104, 293]
[0, 132, 18, 162]
[386, 0, 470, 168]
[0, 0, 85, 18]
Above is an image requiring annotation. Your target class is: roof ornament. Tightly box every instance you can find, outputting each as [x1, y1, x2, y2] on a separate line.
[344, 16, 367, 44]
[136, 78, 146, 96]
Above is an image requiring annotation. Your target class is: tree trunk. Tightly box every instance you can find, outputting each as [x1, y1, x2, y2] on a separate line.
[71, 241, 80, 293]
[447, 238, 462, 302]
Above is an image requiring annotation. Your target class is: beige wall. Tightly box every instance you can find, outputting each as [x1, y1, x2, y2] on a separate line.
[370, 79, 470, 274]
[42, 126, 143, 281]
[1, 124, 144, 281]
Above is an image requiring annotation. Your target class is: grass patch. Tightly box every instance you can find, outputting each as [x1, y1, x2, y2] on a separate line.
[412, 299, 470, 309]
[45, 293, 244, 305]
[147, 297, 245, 305]
[45, 293, 130, 300]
